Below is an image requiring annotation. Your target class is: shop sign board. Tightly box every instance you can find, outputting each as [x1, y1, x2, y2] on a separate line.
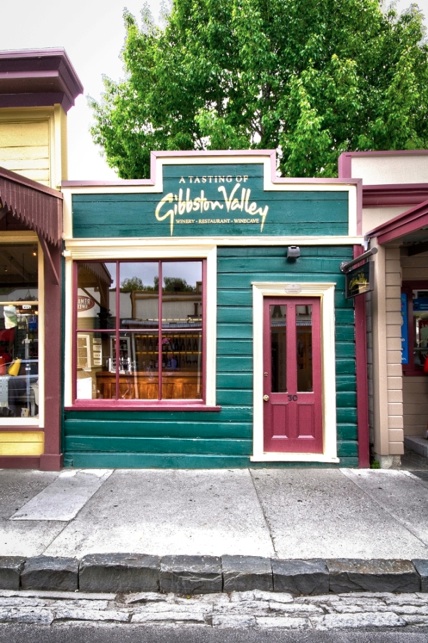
[72, 160, 352, 239]
[345, 261, 373, 299]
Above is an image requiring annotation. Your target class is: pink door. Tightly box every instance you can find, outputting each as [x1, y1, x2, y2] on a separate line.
[263, 297, 323, 453]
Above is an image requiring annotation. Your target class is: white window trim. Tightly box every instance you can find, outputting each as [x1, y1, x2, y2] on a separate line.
[251, 282, 339, 463]
[63, 241, 217, 407]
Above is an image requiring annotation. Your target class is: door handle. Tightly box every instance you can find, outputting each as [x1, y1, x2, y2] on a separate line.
[263, 395, 270, 402]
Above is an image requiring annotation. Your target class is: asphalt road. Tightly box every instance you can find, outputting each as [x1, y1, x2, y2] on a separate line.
[0, 625, 427, 643]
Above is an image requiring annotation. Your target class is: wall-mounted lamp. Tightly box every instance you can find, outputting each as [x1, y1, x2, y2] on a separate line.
[286, 246, 300, 262]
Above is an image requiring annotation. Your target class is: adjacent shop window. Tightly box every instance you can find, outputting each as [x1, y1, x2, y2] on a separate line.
[74, 260, 204, 403]
[0, 243, 39, 418]
[402, 282, 428, 375]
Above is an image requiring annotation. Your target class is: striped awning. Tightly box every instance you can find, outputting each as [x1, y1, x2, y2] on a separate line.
[0, 166, 63, 246]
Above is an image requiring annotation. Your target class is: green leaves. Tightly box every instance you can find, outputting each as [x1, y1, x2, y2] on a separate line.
[90, 0, 428, 178]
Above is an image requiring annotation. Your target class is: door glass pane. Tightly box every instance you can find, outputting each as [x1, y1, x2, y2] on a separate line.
[296, 304, 313, 392]
[270, 305, 286, 392]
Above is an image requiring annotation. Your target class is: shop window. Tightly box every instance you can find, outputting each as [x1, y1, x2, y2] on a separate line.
[0, 243, 39, 418]
[402, 281, 428, 375]
[74, 259, 205, 404]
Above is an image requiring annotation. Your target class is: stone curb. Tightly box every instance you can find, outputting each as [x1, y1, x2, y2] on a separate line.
[0, 555, 427, 596]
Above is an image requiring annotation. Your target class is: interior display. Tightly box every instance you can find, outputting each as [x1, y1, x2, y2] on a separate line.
[401, 285, 428, 375]
[0, 243, 39, 418]
[108, 336, 132, 373]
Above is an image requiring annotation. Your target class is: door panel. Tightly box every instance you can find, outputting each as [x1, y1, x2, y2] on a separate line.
[263, 297, 322, 453]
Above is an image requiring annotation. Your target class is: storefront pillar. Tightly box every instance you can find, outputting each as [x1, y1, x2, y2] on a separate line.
[370, 242, 399, 466]
[39, 242, 63, 471]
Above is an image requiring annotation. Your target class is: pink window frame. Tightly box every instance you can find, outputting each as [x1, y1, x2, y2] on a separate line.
[71, 258, 208, 410]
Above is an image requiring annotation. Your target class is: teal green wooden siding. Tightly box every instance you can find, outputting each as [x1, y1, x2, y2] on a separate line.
[63, 245, 358, 469]
[72, 164, 349, 239]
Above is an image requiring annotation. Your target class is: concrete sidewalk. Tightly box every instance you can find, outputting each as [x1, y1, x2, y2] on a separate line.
[1, 466, 428, 594]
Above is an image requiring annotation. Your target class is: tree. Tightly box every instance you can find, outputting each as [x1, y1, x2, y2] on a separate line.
[163, 277, 195, 292]
[121, 276, 144, 292]
[121, 275, 195, 292]
[90, 0, 428, 178]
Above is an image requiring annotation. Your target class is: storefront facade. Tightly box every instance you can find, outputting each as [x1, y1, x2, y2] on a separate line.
[62, 151, 366, 468]
[339, 150, 428, 467]
[0, 49, 82, 469]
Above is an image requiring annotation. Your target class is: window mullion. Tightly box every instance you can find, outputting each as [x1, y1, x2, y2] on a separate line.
[158, 261, 163, 401]
[115, 261, 121, 399]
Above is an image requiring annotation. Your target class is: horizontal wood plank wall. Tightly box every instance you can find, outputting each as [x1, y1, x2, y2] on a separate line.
[63, 245, 358, 468]
[71, 186, 349, 240]
[0, 120, 50, 185]
[0, 431, 44, 457]
[385, 248, 404, 454]
[403, 378, 428, 436]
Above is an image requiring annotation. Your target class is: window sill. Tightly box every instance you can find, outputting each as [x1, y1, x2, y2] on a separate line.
[66, 401, 221, 412]
[0, 419, 41, 430]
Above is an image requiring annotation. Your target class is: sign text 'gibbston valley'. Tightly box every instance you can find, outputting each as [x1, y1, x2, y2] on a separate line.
[155, 180, 269, 235]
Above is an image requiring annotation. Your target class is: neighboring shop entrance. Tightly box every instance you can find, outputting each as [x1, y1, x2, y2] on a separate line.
[263, 297, 323, 453]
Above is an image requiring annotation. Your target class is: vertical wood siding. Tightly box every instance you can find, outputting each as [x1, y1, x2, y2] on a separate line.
[63, 245, 358, 468]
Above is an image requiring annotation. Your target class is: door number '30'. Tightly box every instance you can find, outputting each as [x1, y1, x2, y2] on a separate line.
[288, 394, 298, 401]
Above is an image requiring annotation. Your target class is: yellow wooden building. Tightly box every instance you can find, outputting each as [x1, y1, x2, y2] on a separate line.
[0, 49, 82, 469]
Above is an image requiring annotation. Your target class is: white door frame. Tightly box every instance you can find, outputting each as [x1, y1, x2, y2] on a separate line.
[251, 282, 339, 463]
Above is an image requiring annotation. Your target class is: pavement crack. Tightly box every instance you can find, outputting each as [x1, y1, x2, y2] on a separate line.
[248, 470, 278, 558]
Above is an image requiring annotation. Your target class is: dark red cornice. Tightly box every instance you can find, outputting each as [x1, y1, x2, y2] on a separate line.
[338, 151, 428, 207]
[0, 48, 83, 112]
[363, 184, 428, 207]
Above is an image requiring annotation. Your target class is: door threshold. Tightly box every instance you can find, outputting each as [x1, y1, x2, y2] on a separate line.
[250, 452, 340, 463]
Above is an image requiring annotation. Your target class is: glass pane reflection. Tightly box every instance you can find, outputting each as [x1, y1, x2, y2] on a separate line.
[76, 259, 204, 401]
[296, 305, 313, 392]
[270, 305, 286, 393]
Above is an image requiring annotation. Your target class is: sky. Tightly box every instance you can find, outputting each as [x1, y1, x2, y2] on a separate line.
[1, 0, 427, 181]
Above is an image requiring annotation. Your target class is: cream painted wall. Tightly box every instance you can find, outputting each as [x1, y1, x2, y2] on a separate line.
[362, 207, 406, 236]
[0, 106, 68, 188]
[366, 243, 404, 460]
[350, 153, 428, 185]
[385, 247, 404, 454]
